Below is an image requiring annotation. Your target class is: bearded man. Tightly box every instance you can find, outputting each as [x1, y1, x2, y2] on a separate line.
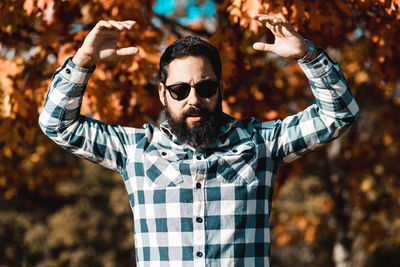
[39, 14, 359, 267]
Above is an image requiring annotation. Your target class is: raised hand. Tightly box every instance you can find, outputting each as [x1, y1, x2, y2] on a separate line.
[72, 20, 138, 68]
[252, 14, 308, 60]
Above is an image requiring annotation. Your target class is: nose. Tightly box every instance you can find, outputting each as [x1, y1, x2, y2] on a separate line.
[186, 85, 201, 105]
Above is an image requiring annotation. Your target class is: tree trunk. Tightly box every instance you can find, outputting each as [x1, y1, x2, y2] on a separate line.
[326, 139, 352, 267]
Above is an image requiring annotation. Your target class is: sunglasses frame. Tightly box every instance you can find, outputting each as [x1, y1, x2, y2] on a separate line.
[163, 79, 220, 101]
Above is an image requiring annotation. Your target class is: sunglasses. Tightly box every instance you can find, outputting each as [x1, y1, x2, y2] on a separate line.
[164, 79, 219, 101]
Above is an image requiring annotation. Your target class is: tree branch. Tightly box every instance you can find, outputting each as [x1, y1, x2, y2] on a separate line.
[154, 13, 213, 38]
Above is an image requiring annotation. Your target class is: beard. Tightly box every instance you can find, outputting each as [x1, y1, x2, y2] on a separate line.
[164, 94, 225, 148]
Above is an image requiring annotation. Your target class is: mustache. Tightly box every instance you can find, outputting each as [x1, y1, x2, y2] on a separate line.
[183, 106, 211, 117]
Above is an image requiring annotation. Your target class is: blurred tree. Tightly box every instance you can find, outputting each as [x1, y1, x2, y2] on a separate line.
[0, 158, 135, 266]
[212, 1, 400, 266]
[1, 0, 400, 266]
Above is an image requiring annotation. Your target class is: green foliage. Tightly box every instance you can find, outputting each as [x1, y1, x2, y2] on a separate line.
[0, 160, 134, 266]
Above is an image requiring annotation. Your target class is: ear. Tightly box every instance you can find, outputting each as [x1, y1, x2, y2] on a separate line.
[158, 83, 165, 106]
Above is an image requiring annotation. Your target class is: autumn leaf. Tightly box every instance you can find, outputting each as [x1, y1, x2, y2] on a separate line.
[23, 0, 35, 15]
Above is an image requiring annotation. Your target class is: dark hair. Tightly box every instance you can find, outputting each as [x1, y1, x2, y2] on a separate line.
[159, 36, 222, 84]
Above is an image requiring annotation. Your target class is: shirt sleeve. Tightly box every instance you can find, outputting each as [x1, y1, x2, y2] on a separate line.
[258, 49, 359, 165]
[38, 57, 140, 173]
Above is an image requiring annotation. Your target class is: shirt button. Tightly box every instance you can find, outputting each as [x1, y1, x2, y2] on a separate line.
[196, 155, 202, 160]
[323, 59, 328, 65]
[65, 68, 71, 74]
[196, 183, 201, 189]
[197, 252, 203, 257]
[196, 217, 203, 223]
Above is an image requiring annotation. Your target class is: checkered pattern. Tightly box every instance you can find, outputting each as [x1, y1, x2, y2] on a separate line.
[39, 50, 359, 267]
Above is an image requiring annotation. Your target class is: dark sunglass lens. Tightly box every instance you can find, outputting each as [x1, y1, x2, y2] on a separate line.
[196, 80, 218, 98]
[168, 84, 190, 100]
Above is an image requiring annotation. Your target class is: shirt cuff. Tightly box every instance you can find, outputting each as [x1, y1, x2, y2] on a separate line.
[59, 56, 96, 85]
[297, 49, 337, 79]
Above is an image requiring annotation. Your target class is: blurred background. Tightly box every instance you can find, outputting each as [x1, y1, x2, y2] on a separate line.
[1, 0, 400, 266]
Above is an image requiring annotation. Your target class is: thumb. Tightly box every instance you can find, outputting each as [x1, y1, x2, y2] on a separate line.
[116, 47, 139, 56]
[253, 42, 274, 53]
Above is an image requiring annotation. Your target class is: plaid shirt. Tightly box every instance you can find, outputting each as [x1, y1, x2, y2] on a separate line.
[39, 50, 359, 267]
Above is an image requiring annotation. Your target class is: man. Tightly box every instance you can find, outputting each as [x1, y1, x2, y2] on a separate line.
[39, 14, 359, 267]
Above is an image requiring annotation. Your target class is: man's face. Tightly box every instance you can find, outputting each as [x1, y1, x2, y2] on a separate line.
[158, 56, 224, 146]
[159, 56, 221, 126]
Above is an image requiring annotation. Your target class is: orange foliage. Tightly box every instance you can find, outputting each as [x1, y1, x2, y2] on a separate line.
[1, 0, 162, 196]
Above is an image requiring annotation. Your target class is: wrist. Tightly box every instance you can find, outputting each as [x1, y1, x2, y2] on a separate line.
[297, 39, 316, 63]
[295, 39, 309, 59]
[72, 49, 97, 68]
[307, 47, 321, 62]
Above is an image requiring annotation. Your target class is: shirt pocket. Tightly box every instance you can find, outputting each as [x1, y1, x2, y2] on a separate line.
[142, 148, 185, 188]
[217, 142, 257, 183]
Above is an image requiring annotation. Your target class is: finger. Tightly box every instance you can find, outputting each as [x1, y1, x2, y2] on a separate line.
[122, 20, 136, 26]
[252, 14, 275, 20]
[116, 47, 139, 56]
[95, 20, 136, 31]
[96, 20, 114, 30]
[253, 15, 284, 33]
[108, 20, 125, 31]
[263, 18, 284, 26]
[276, 24, 285, 36]
[272, 24, 283, 35]
[95, 21, 124, 35]
[123, 20, 136, 25]
[272, 21, 297, 37]
[253, 42, 274, 53]
[120, 20, 136, 30]
[263, 21, 274, 32]
[253, 14, 284, 23]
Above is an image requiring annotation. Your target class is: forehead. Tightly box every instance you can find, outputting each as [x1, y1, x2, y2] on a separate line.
[166, 56, 216, 84]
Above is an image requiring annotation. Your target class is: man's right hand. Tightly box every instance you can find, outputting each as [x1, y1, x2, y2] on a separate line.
[72, 20, 138, 68]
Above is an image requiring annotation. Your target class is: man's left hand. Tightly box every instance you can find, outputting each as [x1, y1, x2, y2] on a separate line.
[252, 14, 308, 60]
